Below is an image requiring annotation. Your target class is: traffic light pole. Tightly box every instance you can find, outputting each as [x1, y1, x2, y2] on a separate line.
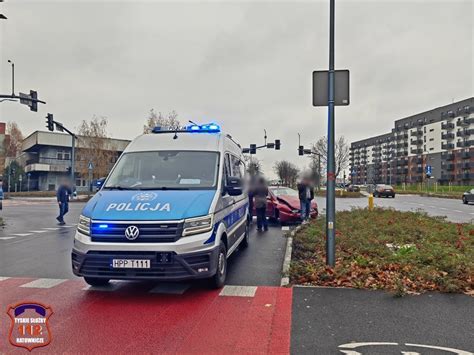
[326, 0, 336, 267]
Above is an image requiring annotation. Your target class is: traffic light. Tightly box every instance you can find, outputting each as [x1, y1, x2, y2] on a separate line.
[275, 139, 281, 150]
[30, 90, 38, 112]
[250, 144, 257, 155]
[46, 113, 54, 131]
[298, 145, 304, 156]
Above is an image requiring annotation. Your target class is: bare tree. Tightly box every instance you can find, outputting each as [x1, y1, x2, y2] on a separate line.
[143, 109, 180, 133]
[243, 156, 261, 176]
[76, 116, 117, 181]
[5, 122, 24, 158]
[273, 160, 300, 187]
[311, 136, 350, 178]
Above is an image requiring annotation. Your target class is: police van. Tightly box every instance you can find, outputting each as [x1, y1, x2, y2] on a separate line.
[72, 123, 249, 288]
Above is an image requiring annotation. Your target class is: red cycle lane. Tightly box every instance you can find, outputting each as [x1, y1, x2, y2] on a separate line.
[0, 278, 292, 354]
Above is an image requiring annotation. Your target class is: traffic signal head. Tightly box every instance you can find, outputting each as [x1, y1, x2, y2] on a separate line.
[298, 145, 304, 156]
[250, 144, 257, 155]
[46, 113, 54, 131]
[275, 139, 281, 150]
[30, 90, 38, 112]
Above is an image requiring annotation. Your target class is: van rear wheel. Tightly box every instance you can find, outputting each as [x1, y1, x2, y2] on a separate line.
[209, 243, 227, 289]
[84, 277, 110, 287]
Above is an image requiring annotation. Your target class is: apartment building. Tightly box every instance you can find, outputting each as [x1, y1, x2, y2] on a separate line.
[350, 97, 473, 185]
[22, 131, 130, 191]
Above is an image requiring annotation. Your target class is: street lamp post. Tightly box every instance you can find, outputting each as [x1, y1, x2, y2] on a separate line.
[7, 60, 14, 96]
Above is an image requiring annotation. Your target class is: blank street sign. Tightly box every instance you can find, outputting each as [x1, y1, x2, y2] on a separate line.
[312, 69, 350, 106]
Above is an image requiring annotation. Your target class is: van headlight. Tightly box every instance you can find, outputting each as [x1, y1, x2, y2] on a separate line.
[77, 215, 91, 236]
[183, 215, 213, 236]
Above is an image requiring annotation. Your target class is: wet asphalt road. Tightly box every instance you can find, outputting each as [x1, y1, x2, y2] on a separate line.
[315, 193, 473, 223]
[0, 199, 288, 285]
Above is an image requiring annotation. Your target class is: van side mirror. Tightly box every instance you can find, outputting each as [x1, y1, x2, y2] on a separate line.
[226, 176, 243, 196]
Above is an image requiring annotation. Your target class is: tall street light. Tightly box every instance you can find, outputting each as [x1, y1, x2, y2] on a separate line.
[7, 60, 14, 96]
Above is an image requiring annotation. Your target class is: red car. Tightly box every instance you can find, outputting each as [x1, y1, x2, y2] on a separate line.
[252, 186, 318, 223]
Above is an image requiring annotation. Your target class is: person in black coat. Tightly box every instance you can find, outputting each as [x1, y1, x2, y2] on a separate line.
[297, 177, 314, 222]
[56, 178, 72, 225]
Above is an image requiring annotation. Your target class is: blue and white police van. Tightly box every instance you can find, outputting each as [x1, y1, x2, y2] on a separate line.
[72, 123, 249, 288]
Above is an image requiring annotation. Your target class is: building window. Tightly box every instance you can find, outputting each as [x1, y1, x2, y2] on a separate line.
[423, 127, 426, 133]
[424, 145, 426, 152]
[424, 136, 426, 142]
[429, 138, 434, 141]
[430, 128, 434, 132]
[64, 152, 70, 160]
[57, 151, 63, 160]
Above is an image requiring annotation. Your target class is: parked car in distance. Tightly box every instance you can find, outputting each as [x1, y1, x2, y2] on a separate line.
[462, 189, 474, 204]
[347, 184, 360, 192]
[373, 184, 395, 198]
[252, 186, 318, 223]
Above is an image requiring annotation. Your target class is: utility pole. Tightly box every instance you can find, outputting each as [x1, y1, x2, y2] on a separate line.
[326, 0, 336, 267]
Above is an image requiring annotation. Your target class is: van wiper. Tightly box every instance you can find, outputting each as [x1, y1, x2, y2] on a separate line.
[103, 185, 138, 190]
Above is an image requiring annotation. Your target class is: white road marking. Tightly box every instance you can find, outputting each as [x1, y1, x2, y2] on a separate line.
[339, 342, 398, 349]
[428, 205, 436, 208]
[42, 228, 59, 230]
[20, 278, 67, 289]
[0, 277, 11, 281]
[405, 343, 473, 355]
[219, 285, 257, 297]
[0, 237, 16, 240]
[453, 210, 463, 213]
[29, 230, 47, 233]
[281, 226, 290, 231]
[11, 233, 33, 237]
[439, 207, 448, 210]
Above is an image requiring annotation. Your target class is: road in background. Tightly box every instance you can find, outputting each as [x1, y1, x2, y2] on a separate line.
[315, 194, 473, 223]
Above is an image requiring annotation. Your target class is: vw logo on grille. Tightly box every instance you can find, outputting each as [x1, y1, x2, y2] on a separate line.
[124, 225, 140, 240]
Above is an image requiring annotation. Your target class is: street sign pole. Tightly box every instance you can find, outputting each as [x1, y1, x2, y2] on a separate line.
[71, 135, 76, 192]
[326, 0, 336, 267]
[88, 161, 94, 195]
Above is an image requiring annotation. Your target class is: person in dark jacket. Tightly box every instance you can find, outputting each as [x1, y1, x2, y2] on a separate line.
[254, 176, 269, 232]
[56, 178, 72, 225]
[297, 177, 314, 222]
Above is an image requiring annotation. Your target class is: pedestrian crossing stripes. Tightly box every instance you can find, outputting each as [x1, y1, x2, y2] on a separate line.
[0, 224, 78, 241]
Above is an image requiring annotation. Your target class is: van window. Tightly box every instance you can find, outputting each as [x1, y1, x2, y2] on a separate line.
[230, 155, 245, 178]
[105, 151, 219, 190]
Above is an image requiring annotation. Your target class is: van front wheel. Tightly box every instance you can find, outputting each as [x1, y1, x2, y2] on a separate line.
[209, 243, 227, 289]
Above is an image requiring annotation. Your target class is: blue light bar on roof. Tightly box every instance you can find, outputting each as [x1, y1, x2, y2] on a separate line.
[186, 123, 220, 133]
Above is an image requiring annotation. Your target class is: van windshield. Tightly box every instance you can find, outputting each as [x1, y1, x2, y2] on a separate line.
[104, 151, 219, 190]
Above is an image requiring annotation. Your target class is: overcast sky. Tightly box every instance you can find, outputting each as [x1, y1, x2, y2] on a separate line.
[1, 0, 472, 178]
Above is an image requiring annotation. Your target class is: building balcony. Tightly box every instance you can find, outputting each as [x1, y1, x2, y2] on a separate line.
[411, 130, 423, 137]
[24, 157, 70, 173]
[456, 129, 474, 137]
[445, 164, 455, 171]
[441, 133, 455, 140]
[410, 139, 423, 145]
[441, 122, 455, 130]
[456, 117, 473, 127]
[396, 143, 408, 149]
[458, 162, 471, 169]
[410, 148, 423, 155]
[396, 134, 408, 140]
[441, 152, 455, 160]
[461, 152, 471, 159]
[396, 151, 408, 157]
[396, 159, 408, 166]
[456, 140, 473, 148]
[442, 143, 455, 150]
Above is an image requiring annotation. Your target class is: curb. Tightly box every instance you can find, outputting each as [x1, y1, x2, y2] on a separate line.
[280, 224, 302, 287]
